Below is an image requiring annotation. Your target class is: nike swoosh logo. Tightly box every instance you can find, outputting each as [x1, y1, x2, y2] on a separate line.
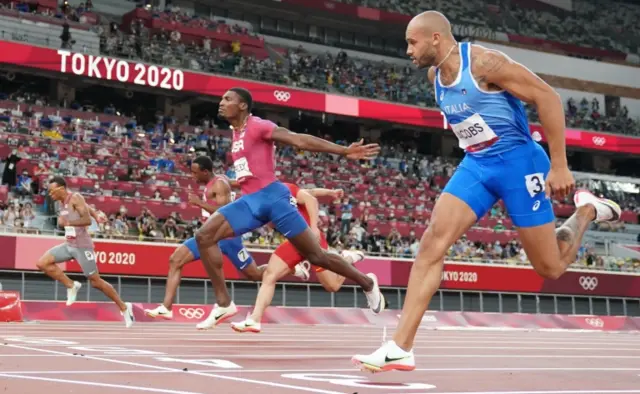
[372, 294, 384, 314]
[214, 311, 227, 320]
[384, 355, 407, 363]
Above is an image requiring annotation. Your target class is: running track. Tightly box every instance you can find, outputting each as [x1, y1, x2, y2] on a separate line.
[1, 322, 640, 393]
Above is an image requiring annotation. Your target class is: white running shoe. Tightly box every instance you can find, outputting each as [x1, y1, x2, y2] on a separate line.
[230, 317, 262, 333]
[364, 273, 385, 314]
[352, 340, 415, 373]
[196, 302, 238, 330]
[341, 250, 365, 264]
[66, 281, 82, 306]
[294, 261, 311, 281]
[122, 302, 135, 328]
[573, 189, 621, 223]
[144, 304, 173, 319]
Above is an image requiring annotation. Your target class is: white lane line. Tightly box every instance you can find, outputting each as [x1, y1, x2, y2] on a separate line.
[0, 374, 205, 394]
[53, 345, 640, 351]
[413, 391, 640, 394]
[3, 344, 344, 394]
[2, 353, 640, 359]
[1, 367, 640, 375]
[0, 352, 640, 358]
[4, 341, 640, 351]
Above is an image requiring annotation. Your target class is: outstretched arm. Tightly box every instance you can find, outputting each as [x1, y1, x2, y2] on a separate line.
[270, 128, 380, 160]
[308, 188, 343, 200]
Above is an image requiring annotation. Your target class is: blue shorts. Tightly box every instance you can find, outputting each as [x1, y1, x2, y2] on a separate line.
[217, 181, 308, 238]
[182, 236, 253, 271]
[443, 142, 555, 228]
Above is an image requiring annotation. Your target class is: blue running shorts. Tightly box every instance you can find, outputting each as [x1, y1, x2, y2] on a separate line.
[217, 180, 309, 238]
[182, 236, 253, 271]
[442, 141, 555, 228]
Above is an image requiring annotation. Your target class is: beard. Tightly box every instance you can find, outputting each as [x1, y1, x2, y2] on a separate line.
[419, 50, 438, 69]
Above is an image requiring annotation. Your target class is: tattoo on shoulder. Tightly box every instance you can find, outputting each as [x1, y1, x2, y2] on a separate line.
[474, 52, 508, 82]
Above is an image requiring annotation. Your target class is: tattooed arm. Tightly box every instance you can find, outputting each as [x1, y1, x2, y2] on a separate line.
[471, 46, 573, 198]
[471, 48, 566, 168]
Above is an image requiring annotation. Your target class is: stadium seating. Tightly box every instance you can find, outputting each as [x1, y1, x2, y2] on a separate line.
[328, 0, 640, 58]
[0, 2, 638, 273]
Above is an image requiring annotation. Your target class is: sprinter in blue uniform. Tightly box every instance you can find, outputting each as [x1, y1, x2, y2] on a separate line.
[351, 10, 622, 373]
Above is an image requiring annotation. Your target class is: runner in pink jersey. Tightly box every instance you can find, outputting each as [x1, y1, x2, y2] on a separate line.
[37, 176, 134, 327]
[194, 87, 386, 324]
[144, 156, 310, 328]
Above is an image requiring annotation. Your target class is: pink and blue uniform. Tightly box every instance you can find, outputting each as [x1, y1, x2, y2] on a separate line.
[216, 115, 308, 239]
[182, 176, 253, 271]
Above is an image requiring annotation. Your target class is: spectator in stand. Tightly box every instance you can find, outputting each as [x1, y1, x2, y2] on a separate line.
[2, 149, 21, 188]
[16, 170, 33, 199]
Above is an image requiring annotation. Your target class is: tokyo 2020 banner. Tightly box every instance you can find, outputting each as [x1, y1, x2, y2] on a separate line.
[1, 40, 639, 155]
[1, 234, 639, 298]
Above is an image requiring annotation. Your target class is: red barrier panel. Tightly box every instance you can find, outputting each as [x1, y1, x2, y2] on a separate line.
[18, 301, 640, 331]
[4, 234, 640, 298]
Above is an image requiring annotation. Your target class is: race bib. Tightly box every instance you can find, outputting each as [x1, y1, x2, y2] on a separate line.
[450, 113, 497, 150]
[233, 157, 253, 179]
[64, 226, 76, 239]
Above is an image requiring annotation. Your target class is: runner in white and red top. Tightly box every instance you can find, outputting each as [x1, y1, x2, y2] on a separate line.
[143, 156, 309, 329]
[37, 176, 134, 327]
[193, 87, 386, 326]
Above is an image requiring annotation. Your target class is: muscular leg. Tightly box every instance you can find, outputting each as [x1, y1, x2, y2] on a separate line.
[393, 193, 478, 351]
[287, 229, 374, 292]
[195, 212, 236, 308]
[87, 273, 127, 311]
[36, 253, 74, 288]
[162, 246, 195, 310]
[242, 262, 298, 281]
[241, 262, 267, 281]
[316, 251, 359, 292]
[316, 270, 346, 292]
[249, 256, 291, 322]
[518, 205, 596, 280]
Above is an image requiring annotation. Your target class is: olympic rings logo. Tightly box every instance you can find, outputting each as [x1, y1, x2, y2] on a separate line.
[592, 137, 606, 146]
[579, 276, 598, 291]
[273, 90, 291, 102]
[179, 308, 205, 319]
[585, 317, 604, 328]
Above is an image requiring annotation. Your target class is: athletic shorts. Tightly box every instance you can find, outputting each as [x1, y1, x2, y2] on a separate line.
[274, 232, 329, 271]
[47, 243, 98, 277]
[183, 236, 253, 271]
[443, 141, 555, 228]
[218, 181, 308, 239]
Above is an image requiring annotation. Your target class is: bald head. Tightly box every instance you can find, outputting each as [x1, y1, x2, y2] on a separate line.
[405, 10, 456, 69]
[407, 11, 452, 37]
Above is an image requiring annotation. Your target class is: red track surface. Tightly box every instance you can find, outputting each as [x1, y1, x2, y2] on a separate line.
[1, 322, 640, 393]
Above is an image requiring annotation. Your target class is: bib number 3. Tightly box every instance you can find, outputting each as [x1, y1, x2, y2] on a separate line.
[525, 173, 545, 197]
